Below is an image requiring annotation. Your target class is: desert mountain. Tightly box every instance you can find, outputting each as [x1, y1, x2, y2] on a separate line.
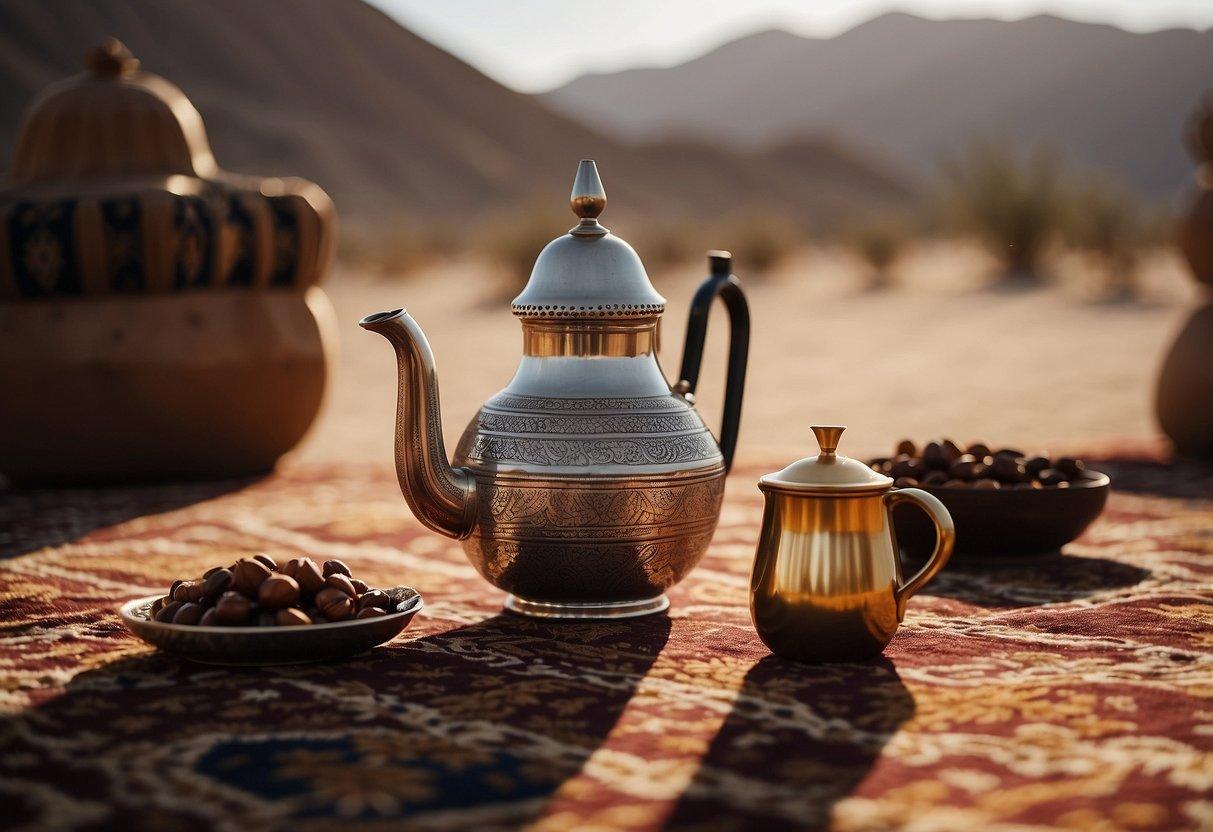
[0, 0, 909, 223]
[546, 13, 1213, 196]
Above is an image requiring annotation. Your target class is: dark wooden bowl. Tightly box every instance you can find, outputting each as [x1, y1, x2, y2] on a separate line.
[893, 471, 1110, 558]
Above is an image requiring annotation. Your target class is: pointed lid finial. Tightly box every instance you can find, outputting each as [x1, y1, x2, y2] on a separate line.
[811, 425, 846, 457]
[570, 159, 606, 220]
[86, 38, 139, 79]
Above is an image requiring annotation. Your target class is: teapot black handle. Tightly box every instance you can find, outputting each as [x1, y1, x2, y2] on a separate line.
[675, 251, 750, 474]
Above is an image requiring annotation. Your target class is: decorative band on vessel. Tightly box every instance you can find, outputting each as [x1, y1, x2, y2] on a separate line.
[511, 302, 665, 318]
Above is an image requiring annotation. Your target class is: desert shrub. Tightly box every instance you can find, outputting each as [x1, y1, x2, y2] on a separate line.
[940, 139, 1065, 281]
[626, 213, 805, 276]
[338, 220, 457, 277]
[719, 211, 802, 277]
[1063, 184, 1151, 298]
[849, 218, 909, 288]
[622, 220, 706, 271]
[480, 203, 569, 300]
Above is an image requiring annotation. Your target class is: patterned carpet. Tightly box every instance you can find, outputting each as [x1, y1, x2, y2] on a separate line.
[0, 455, 1211, 832]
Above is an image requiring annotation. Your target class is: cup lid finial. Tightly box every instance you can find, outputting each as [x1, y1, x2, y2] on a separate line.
[811, 425, 845, 457]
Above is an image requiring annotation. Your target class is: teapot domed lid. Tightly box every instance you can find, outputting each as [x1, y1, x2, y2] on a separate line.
[512, 160, 666, 319]
[760, 426, 894, 493]
[6, 39, 218, 186]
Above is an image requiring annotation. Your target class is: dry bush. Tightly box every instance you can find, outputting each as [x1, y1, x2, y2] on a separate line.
[1062, 184, 1156, 299]
[580, 211, 807, 279]
[620, 220, 703, 271]
[941, 139, 1065, 281]
[338, 204, 814, 288]
[338, 220, 457, 277]
[848, 217, 910, 289]
[479, 203, 570, 301]
[716, 211, 803, 278]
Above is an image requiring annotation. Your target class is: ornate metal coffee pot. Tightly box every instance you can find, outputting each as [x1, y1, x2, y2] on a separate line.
[362, 160, 749, 618]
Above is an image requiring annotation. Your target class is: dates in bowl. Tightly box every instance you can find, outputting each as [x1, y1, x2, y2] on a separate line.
[119, 554, 423, 666]
[870, 440, 1110, 558]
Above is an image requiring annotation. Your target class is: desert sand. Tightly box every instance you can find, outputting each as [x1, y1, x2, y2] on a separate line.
[298, 242, 1198, 468]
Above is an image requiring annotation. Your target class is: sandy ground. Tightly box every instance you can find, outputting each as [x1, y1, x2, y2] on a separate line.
[297, 242, 1199, 468]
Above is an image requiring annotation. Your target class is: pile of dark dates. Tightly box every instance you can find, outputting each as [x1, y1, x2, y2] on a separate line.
[869, 439, 1087, 490]
[149, 554, 395, 626]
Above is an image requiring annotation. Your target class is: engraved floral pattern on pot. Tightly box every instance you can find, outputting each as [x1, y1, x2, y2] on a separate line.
[467, 433, 720, 467]
[475, 410, 703, 436]
[461, 474, 725, 601]
[479, 477, 724, 530]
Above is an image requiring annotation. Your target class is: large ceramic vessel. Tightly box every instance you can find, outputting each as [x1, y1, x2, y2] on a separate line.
[0, 41, 337, 484]
[362, 161, 749, 618]
[1157, 89, 1213, 457]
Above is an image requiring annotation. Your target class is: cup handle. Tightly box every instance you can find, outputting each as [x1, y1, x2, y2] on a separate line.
[883, 488, 955, 621]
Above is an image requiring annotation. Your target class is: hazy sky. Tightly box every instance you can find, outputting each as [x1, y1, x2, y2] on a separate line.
[369, 0, 1213, 92]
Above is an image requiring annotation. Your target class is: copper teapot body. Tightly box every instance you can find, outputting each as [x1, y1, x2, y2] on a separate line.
[362, 162, 748, 618]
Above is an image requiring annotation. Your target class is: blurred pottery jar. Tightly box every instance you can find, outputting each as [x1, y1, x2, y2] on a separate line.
[1157, 89, 1213, 457]
[0, 40, 337, 484]
[751, 426, 954, 663]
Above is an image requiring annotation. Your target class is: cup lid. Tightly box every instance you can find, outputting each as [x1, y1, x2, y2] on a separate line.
[759, 425, 893, 493]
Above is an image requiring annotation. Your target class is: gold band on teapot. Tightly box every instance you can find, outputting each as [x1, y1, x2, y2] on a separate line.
[522, 319, 658, 357]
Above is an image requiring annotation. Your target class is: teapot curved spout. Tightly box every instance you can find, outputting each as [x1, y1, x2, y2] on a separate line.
[359, 309, 477, 539]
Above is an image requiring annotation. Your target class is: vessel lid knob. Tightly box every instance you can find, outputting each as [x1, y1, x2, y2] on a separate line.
[811, 425, 846, 458]
[570, 159, 607, 220]
[86, 38, 139, 79]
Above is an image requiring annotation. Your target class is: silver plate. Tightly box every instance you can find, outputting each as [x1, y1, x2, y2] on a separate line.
[118, 587, 424, 666]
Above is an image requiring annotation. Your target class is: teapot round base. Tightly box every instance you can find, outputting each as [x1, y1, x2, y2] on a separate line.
[504, 594, 670, 619]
